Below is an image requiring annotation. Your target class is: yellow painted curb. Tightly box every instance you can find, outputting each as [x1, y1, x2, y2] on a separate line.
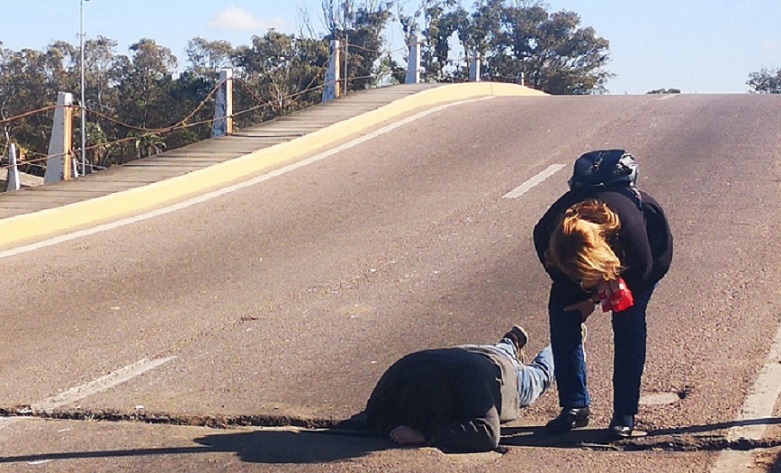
[0, 82, 546, 249]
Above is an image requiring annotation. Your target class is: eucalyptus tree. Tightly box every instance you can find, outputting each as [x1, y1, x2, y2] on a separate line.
[322, 0, 394, 90]
[0, 45, 69, 170]
[480, 3, 612, 94]
[396, 0, 460, 81]
[233, 30, 328, 125]
[185, 38, 235, 80]
[747, 68, 781, 94]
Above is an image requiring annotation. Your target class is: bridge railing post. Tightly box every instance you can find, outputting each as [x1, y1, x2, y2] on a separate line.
[469, 54, 481, 82]
[322, 40, 340, 103]
[43, 92, 74, 184]
[405, 33, 421, 84]
[211, 68, 234, 138]
[5, 143, 20, 192]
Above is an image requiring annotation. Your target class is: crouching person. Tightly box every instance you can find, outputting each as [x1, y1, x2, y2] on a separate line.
[364, 325, 554, 452]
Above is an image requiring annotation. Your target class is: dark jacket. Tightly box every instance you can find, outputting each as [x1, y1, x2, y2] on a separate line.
[533, 188, 673, 305]
[364, 345, 520, 453]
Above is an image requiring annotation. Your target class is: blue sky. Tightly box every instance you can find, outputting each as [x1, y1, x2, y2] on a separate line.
[2, 0, 779, 94]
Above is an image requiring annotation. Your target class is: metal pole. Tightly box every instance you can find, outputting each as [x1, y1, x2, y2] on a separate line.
[79, 0, 87, 176]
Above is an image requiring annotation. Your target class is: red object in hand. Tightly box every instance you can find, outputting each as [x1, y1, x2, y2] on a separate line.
[597, 278, 635, 312]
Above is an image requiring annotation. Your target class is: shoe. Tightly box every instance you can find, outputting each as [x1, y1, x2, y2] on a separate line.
[609, 414, 634, 439]
[545, 407, 590, 434]
[502, 325, 529, 361]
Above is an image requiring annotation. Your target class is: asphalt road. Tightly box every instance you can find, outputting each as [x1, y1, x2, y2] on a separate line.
[1, 93, 781, 472]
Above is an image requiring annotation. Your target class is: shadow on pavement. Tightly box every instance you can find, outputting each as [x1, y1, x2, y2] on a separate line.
[501, 417, 781, 448]
[194, 429, 393, 463]
[0, 428, 393, 466]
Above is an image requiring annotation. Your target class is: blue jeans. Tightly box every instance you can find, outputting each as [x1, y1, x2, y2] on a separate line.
[493, 340, 555, 407]
[549, 286, 655, 416]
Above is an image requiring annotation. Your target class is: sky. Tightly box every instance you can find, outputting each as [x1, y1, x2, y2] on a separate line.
[2, 0, 780, 94]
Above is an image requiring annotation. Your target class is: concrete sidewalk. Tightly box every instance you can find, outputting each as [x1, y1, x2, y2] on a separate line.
[0, 82, 546, 249]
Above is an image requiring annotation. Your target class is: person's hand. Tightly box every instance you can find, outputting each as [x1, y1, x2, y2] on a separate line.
[564, 299, 597, 321]
[595, 278, 634, 312]
[390, 425, 426, 445]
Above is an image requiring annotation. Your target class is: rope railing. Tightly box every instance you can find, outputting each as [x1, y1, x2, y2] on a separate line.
[84, 77, 228, 134]
[0, 104, 59, 126]
[0, 40, 424, 176]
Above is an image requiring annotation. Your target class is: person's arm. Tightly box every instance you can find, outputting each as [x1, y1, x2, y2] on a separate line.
[428, 405, 501, 453]
[602, 193, 654, 293]
[425, 375, 502, 453]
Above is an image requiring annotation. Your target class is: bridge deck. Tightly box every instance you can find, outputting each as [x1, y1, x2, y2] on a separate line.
[0, 84, 441, 220]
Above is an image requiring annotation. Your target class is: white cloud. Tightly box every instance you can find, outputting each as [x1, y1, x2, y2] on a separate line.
[761, 40, 778, 52]
[208, 6, 286, 32]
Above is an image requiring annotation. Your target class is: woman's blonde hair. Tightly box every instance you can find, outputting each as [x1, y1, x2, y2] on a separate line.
[545, 199, 622, 289]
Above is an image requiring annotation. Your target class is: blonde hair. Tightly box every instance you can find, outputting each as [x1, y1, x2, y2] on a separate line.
[545, 199, 622, 289]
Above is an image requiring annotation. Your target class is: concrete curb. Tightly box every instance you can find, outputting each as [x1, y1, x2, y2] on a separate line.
[0, 82, 546, 249]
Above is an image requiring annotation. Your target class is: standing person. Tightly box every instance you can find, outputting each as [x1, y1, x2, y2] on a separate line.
[364, 325, 555, 453]
[533, 149, 672, 439]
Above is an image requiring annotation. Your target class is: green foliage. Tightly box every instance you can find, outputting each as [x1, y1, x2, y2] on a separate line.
[485, 5, 613, 94]
[646, 88, 681, 94]
[747, 68, 781, 94]
[323, 0, 395, 91]
[395, 0, 613, 93]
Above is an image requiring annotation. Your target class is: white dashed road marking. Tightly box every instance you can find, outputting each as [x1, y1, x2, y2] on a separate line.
[503, 164, 566, 199]
[31, 356, 176, 412]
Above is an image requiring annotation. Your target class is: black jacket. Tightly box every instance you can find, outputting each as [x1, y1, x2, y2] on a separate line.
[364, 346, 520, 453]
[533, 188, 673, 305]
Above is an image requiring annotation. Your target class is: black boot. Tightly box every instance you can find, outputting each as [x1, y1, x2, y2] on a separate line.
[609, 414, 634, 438]
[545, 407, 590, 434]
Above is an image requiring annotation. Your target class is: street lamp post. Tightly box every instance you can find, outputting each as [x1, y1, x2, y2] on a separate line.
[79, 0, 89, 176]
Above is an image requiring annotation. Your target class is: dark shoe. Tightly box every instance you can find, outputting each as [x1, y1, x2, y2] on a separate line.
[609, 414, 634, 439]
[502, 325, 529, 361]
[545, 407, 590, 434]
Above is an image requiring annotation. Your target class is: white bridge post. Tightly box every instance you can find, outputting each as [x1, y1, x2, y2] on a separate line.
[5, 143, 20, 192]
[211, 69, 233, 138]
[43, 92, 74, 184]
[322, 40, 340, 103]
[405, 33, 421, 84]
[469, 54, 481, 82]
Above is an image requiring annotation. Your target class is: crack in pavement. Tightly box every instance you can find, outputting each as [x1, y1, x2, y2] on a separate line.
[0, 406, 339, 429]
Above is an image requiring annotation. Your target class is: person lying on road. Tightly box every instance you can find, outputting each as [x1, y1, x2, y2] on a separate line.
[363, 324, 558, 453]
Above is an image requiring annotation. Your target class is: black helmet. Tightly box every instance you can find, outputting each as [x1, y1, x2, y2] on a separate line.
[567, 149, 638, 190]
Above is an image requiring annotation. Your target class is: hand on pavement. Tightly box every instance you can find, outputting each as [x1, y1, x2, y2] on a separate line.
[390, 425, 426, 446]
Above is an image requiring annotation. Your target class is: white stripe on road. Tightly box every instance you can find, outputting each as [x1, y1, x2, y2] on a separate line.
[710, 322, 781, 472]
[31, 356, 176, 412]
[502, 164, 566, 199]
[0, 97, 493, 259]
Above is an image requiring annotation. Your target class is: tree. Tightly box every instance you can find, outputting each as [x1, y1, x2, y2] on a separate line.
[185, 38, 235, 80]
[488, 5, 613, 94]
[646, 88, 680, 94]
[322, 0, 394, 91]
[747, 68, 781, 94]
[233, 31, 328, 123]
[396, 0, 460, 81]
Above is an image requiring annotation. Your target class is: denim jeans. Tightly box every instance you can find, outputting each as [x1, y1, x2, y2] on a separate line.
[493, 340, 555, 407]
[549, 286, 655, 415]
